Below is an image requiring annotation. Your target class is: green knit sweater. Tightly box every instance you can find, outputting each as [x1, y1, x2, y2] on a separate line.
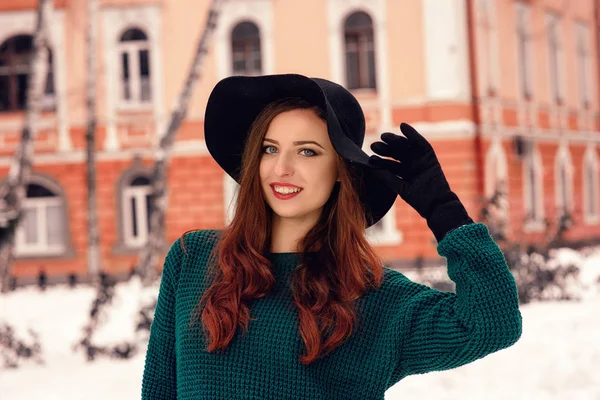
[141, 223, 522, 399]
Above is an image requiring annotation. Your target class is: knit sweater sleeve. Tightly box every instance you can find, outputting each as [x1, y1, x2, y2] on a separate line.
[393, 222, 522, 378]
[141, 237, 185, 399]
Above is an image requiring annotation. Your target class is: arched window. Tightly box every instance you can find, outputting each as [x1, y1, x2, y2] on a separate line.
[583, 149, 600, 220]
[523, 146, 544, 226]
[122, 175, 152, 247]
[15, 183, 66, 255]
[0, 34, 55, 112]
[344, 11, 376, 90]
[554, 147, 574, 216]
[118, 28, 151, 106]
[231, 21, 262, 76]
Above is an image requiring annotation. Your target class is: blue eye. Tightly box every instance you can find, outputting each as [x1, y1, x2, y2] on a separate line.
[262, 146, 318, 157]
[300, 149, 318, 157]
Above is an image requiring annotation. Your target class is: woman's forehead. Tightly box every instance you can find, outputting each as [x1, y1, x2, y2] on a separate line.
[265, 110, 330, 143]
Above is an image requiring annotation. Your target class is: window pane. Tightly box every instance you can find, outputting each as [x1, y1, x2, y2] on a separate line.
[345, 12, 373, 30]
[139, 50, 150, 77]
[131, 176, 150, 186]
[560, 164, 568, 212]
[145, 194, 152, 232]
[23, 207, 38, 244]
[587, 164, 596, 215]
[233, 59, 246, 74]
[528, 162, 537, 220]
[231, 22, 259, 40]
[46, 204, 64, 246]
[253, 54, 262, 72]
[120, 28, 148, 42]
[0, 75, 9, 111]
[45, 71, 54, 95]
[368, 49, 377, 89]
[131, 196, 138, 238]
[346, 51, 359, 89]
[138, 50, 152, 102]
[141, 77, 151, 102]
[27, 184, 56, 198]
[121, 52, 130, 100]
[17, 73, 28, 110]
[14, 35, 33, 53]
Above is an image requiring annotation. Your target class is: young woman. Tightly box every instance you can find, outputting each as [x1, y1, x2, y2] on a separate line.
[141, 74, 522, 399]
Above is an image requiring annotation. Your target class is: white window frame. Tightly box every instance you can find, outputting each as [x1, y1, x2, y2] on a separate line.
[214, 0, 274, 81]
[230, 21, 263, 76]
[554, 145, 574, 216]
[343, 11, 377, 90]
[224, 174, 239, 226]
[117, 31, 152, 108]
[515, 1, 533, 100]
[484, 140, 510, 226]
[327, 0, 393, 130]
[101, 5, 163, 150]
[15, 196, 66, 256]
[523, 144, 545, 232]
[545, 12, 565, 105]
[0, 9, 70, 151]
[583, 146, 600, 224]
[122, 184, 151, 247]
[365, 204, 402, 246]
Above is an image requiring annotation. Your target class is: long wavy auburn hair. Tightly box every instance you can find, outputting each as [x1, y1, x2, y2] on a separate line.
[181, 97, 386, 365]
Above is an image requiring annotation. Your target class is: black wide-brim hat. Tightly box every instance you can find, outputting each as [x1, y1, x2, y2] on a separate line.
[204, 73, 397, 228]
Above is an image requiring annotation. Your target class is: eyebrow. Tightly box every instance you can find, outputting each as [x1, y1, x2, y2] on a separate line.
[263, 138, 325, 150]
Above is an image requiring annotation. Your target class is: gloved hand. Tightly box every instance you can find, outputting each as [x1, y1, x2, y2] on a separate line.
[368, 122, 473, 243]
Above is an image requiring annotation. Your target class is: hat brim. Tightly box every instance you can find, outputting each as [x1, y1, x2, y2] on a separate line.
[204, 74, 397, 227]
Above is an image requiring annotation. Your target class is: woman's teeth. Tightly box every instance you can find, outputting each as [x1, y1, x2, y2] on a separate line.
[274, 186, 302, 194]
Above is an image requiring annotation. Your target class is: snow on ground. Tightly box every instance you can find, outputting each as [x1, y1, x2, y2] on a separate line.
[0, 247, 599, 400]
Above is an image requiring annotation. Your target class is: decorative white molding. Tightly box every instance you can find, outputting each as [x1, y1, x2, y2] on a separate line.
[101, 5, 163, 150]
[366, 204, 403, 246]
[422, 0, 470, 102]
[522, 144, 546, 232]
[582, 144, 600, 225]
[215, 0, 274, 81]
[0, 9, 70, 151]
[223, 174, 239, 225]
[484, 138, 508, 196]
[326, 0, 392, 131]
[554, 142, 575, 214]
[122, 184, 151, 247]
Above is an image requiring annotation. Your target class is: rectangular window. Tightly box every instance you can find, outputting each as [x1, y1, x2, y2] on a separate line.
[560, 163, 568, 214]
[586, 162, 597, 216]
[515, 2, 533, 99]
[546, 12, 563, 104]
[576, 22, 590, 108]
[527, 158, 539, 221]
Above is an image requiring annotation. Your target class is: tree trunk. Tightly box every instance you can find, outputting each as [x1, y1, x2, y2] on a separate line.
[0, 0, 54, 293]
[138, 0, 225, 285]
[86, 0, 101, 285]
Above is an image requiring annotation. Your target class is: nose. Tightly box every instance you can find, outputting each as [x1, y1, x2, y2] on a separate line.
[273, 151, 295, 177]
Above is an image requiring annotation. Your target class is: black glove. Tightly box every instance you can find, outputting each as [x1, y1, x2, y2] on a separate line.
[368, 122, 473, 243]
